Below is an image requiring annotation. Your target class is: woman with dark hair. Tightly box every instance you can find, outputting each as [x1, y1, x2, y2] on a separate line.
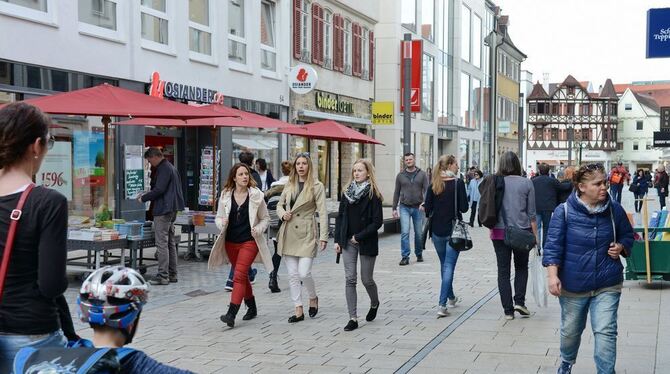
[544, 164, 634, 374]
[0, 102, 71, 371]
[208, 163, 272, 328]
[490, 151, 538, 320]
[630, 169, 648, 213]
[255, 158, 275, 192]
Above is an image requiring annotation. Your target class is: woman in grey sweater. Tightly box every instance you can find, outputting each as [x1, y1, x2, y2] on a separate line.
[489, 152, 538, 320]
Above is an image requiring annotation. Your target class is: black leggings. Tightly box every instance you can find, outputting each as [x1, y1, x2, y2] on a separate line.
[272, 239, 281, 274]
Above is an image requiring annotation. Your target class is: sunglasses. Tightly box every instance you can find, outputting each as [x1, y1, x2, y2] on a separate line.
[584, 163, 604, 171]
[295, 152, 310, 159]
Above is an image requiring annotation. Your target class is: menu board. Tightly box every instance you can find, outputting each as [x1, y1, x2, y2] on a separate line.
[124, 145, 145, 199]
[199, 147, 220, 206]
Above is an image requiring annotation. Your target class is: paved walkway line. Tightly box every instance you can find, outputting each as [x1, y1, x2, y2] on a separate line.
[394, 285, 500, 374]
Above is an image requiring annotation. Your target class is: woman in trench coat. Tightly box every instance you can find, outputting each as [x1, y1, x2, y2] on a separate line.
[276, 153, 328, 323]
[208, 163, 272, 328]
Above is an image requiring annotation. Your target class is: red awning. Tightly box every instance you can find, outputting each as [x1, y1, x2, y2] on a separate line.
[6, 83, 235, 118]
[273, 120, 383, 145]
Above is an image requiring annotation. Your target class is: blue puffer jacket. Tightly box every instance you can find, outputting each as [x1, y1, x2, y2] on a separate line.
[543, 192, 634, 293]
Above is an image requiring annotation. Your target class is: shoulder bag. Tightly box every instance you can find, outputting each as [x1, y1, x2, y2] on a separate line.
[0, 184, 35, 304]
[449, 180, 473, 252]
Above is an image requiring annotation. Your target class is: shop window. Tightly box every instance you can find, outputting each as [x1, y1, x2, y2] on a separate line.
[461, 5, 471, 63]
[472, 13, 481, 68]
[401, 0, 416, 31]
[189, 0, 213, 57]
[323, 9, 333, 69]
[228, 0, 247, 64]
[260, 0, 277, 72]
[78, 0, 117, 30]
[421, 0, 434, 41]
[422, 53, 434, 121]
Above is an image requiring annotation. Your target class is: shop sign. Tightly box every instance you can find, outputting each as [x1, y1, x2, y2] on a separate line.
[400, 39, 422, 112]
[661, 107, 670, 131]
[36, 141, 72, 201]
[371, 102, 394, 125]
[289, 64, 318, 94]
[646, 8, 670, 58]
[315, 91, 354, 114]
[654, 131, 670, 147]
[149, 71, 224, 104]
[498, 121, 511, 133]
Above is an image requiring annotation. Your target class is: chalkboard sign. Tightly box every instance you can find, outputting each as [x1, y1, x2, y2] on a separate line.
[124, 145, 145, 199]
[125, 169, 144, 198]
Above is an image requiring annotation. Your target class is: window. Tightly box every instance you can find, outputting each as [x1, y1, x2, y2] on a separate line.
[625, 103, 632, 111]
[461, 72, 470, 127]
[422, 53, 434, 121]
[1, 0, 47, 11]
[299, 0, 311, 60]
[472, 77, 481, 129]
[361, 27, 369, 79]
[0, 0, 56, 25]
[344, 19, 352, 74]
[581, 103, 590, 115]
[260, 0, 276, 71]
[228, 0, 246, 64]
[646, 143, 653, 150]
[472, 14, 481, 68]
[421, 0, 434, 41]
[141, 0, 169, 46]
[78, 0, 117, 30]
[401, 0, 416, 30]
[461, 5, 471, 62]
[324, 10, 332, 68]
[637, 120, 643, 130]
[633, 142, 639, 151]
[617, 142, 623, 151]
[189, 0, 212, 56]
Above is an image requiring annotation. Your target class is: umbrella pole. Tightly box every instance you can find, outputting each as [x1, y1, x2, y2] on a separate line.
[211, 127, 217, 213]
[643, 197, 651, 283]
[102, 116, 111, 211]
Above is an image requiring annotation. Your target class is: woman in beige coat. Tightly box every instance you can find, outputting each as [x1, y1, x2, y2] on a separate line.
[276, 153, 328, 323]
[208, 163, 271, 328]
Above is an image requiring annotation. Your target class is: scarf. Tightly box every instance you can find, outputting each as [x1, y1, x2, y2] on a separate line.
[344, 181, 371, 204]
[576, 195, 610, 215]
[441, 170, 457, 178]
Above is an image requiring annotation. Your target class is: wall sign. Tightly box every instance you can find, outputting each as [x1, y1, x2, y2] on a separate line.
[647, 8, 670, 58]
[315, 91, 354, 114]
[37, 141, 72, 200]
[654, 131, 670, 147]
[372, 102, 394, 125]
[400, 39, 423, 112]
[149, 71, 224, 104]
[289, 64, 318, 94]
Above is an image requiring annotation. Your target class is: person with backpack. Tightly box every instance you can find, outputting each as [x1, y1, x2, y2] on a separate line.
[543, 164, 634, 374]
[0, 103, 72, 372]
[334, 159, 384, 332]
[487, 152, 538, 320]
[608, 162, 629, 204]
[265, 160, 292, 293]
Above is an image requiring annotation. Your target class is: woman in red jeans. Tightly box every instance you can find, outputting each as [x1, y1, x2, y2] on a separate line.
[208, 163, 272, 328]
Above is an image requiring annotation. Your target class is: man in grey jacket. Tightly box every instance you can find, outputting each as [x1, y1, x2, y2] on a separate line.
[393, 153, 430, 265]
[140, 148, 185, 286]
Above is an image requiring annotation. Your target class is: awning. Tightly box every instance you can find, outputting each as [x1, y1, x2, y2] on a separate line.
[537, 160, 561, 166]
[233, 139, 274, 150]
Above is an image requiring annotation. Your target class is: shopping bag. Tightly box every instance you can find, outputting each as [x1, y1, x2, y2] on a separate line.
[529, 248, 548, 308]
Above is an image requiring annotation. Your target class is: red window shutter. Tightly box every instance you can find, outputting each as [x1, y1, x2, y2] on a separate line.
[369, 30, 374, 81]
[334, 14, 343, 71]
[293, 0, 302, 59]
[312, 3, 319, 64]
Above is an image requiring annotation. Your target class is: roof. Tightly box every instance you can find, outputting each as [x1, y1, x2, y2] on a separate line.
[497, 15, 527, 60]
[562, 75, 582, 87]
[598, 79, 617, 99]
[614, 82, 670, 95]
[632, 92, 660, 112]
[528, 82, 549, 99]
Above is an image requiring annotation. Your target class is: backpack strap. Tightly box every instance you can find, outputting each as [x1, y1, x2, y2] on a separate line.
[611, 206, 616, 244]
[115, 347, 137, 361]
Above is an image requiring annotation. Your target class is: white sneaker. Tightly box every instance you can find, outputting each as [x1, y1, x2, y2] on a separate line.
[447, 296, 462, 308]
[437, 306, 449, 318]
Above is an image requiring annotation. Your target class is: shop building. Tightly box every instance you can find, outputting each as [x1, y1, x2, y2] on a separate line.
[0, 0, 290, 220]
[289, 0, 378, 198]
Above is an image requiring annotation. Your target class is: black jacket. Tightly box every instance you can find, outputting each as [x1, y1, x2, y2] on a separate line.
[557, 180, 573, 204]
[335, 194, 383, 256]
[141, 159, 185, 216]
[424, 179, 468, 237]
[533, 175, 572, 212]
[250, 169, 263, 188]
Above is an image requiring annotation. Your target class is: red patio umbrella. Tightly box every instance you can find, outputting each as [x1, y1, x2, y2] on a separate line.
[273, 120, 384, 145]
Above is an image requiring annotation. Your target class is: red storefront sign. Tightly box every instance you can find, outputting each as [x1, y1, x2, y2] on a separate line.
[400, 39, 422, 113]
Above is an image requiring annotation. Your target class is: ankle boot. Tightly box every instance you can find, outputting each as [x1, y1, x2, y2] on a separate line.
[242, 297, 257, 321]
[268, 271, 281, 293]
[220, 303, 240, 327]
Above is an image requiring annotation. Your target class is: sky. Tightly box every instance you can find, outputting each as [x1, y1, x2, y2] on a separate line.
[494, 0, 670, 89]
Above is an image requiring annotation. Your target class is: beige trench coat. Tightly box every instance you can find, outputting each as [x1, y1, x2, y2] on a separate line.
[276, 181, 328, 258]
[207, 187, 273, 272]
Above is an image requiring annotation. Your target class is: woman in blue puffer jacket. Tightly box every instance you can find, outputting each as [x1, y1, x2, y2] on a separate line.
[543, 163, 634, 374]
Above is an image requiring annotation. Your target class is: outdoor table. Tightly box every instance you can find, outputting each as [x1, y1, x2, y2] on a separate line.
[193, 223, 220, 258]
[67, 239, 129, 279]
[176, 223, 196, 258]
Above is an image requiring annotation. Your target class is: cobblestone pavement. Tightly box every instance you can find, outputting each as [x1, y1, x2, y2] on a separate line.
[63, 198, 668, 373]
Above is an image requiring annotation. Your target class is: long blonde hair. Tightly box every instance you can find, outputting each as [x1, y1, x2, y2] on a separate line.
[348, 159, 384, 201]
[285, 154, 316, 201]
[431, 155, 457, 195]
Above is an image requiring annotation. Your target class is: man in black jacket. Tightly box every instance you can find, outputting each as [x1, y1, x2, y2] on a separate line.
[140, 148, 185, 286]
[239, 151, 263, 187]
[533, 163, 572, 247]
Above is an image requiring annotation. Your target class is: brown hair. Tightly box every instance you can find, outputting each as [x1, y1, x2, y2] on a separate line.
[572, 163, 605, 190]
[431, 154, 457, 195]
[223, 163, 257, 191]
[0, 102, 50, 169]
[280, 160, 292, 176]
[562, 166, 576, 182]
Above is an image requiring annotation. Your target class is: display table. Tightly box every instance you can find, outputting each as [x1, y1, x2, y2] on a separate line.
[67, 239, 129, 278]
[193, 223, 220, 258]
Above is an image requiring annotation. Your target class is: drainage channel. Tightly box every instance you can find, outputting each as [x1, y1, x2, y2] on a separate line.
[394, 286, 500, 374]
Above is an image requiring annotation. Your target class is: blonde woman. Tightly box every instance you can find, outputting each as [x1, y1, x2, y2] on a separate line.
[276, 153, 328, 323]
[334, 159, 384, 331]
[208, 163, 272, 328]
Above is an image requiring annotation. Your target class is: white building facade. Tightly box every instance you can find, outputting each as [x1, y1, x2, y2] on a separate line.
[616, 88, 662, 171]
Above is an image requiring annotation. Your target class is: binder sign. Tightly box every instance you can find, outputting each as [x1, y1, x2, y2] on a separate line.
[400, 39, 423, 112]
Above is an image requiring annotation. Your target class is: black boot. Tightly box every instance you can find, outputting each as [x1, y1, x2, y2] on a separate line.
[242, 297, 257, 321]
[220, 303, 240, 327]
[268, 271, 281, 293]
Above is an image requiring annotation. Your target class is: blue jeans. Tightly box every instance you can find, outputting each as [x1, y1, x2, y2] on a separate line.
[228, 266, 256, 281]
[536, 211, 552, 249]
[609, 184, 623, 203]
[559, 291, 620, 373]
[432, 234, 460, 306]
[400, 204, 424, 258]
[0, 330, 67, 373]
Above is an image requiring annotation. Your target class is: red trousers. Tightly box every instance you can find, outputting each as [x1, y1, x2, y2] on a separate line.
[225, 241, 258, 305]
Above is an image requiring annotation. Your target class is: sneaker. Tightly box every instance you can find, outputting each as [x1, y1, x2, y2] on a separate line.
[149, 277, 169, 286]
[416, 255, 424, 262]
[399, 257, 410, 266]
[224, 279, 233, 292]
[504, 313, 515, 320]
[514, 304, 531, 318]
[437, 306, 449, 318]
[343, 319, 359, 331]
[249, 268, 258, 285]
[557, 361, 572, 374]
[447, 296, 462, 308]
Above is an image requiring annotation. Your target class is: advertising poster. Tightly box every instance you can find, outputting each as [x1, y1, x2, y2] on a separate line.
[36, 141, 72, 200]
[73, 130, 105, 187]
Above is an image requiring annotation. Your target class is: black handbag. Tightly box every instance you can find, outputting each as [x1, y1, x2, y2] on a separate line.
[500, 203, 536, 252]
[449, 180, 473, 252]
[420, 214, 432, 250]
[629, 183, 639, 193]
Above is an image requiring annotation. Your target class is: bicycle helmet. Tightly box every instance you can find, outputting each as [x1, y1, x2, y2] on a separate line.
[77, 266, 149, 344]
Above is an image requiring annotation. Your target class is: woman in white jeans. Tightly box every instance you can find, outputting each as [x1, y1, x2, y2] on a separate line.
[276, 153, 328, 323]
